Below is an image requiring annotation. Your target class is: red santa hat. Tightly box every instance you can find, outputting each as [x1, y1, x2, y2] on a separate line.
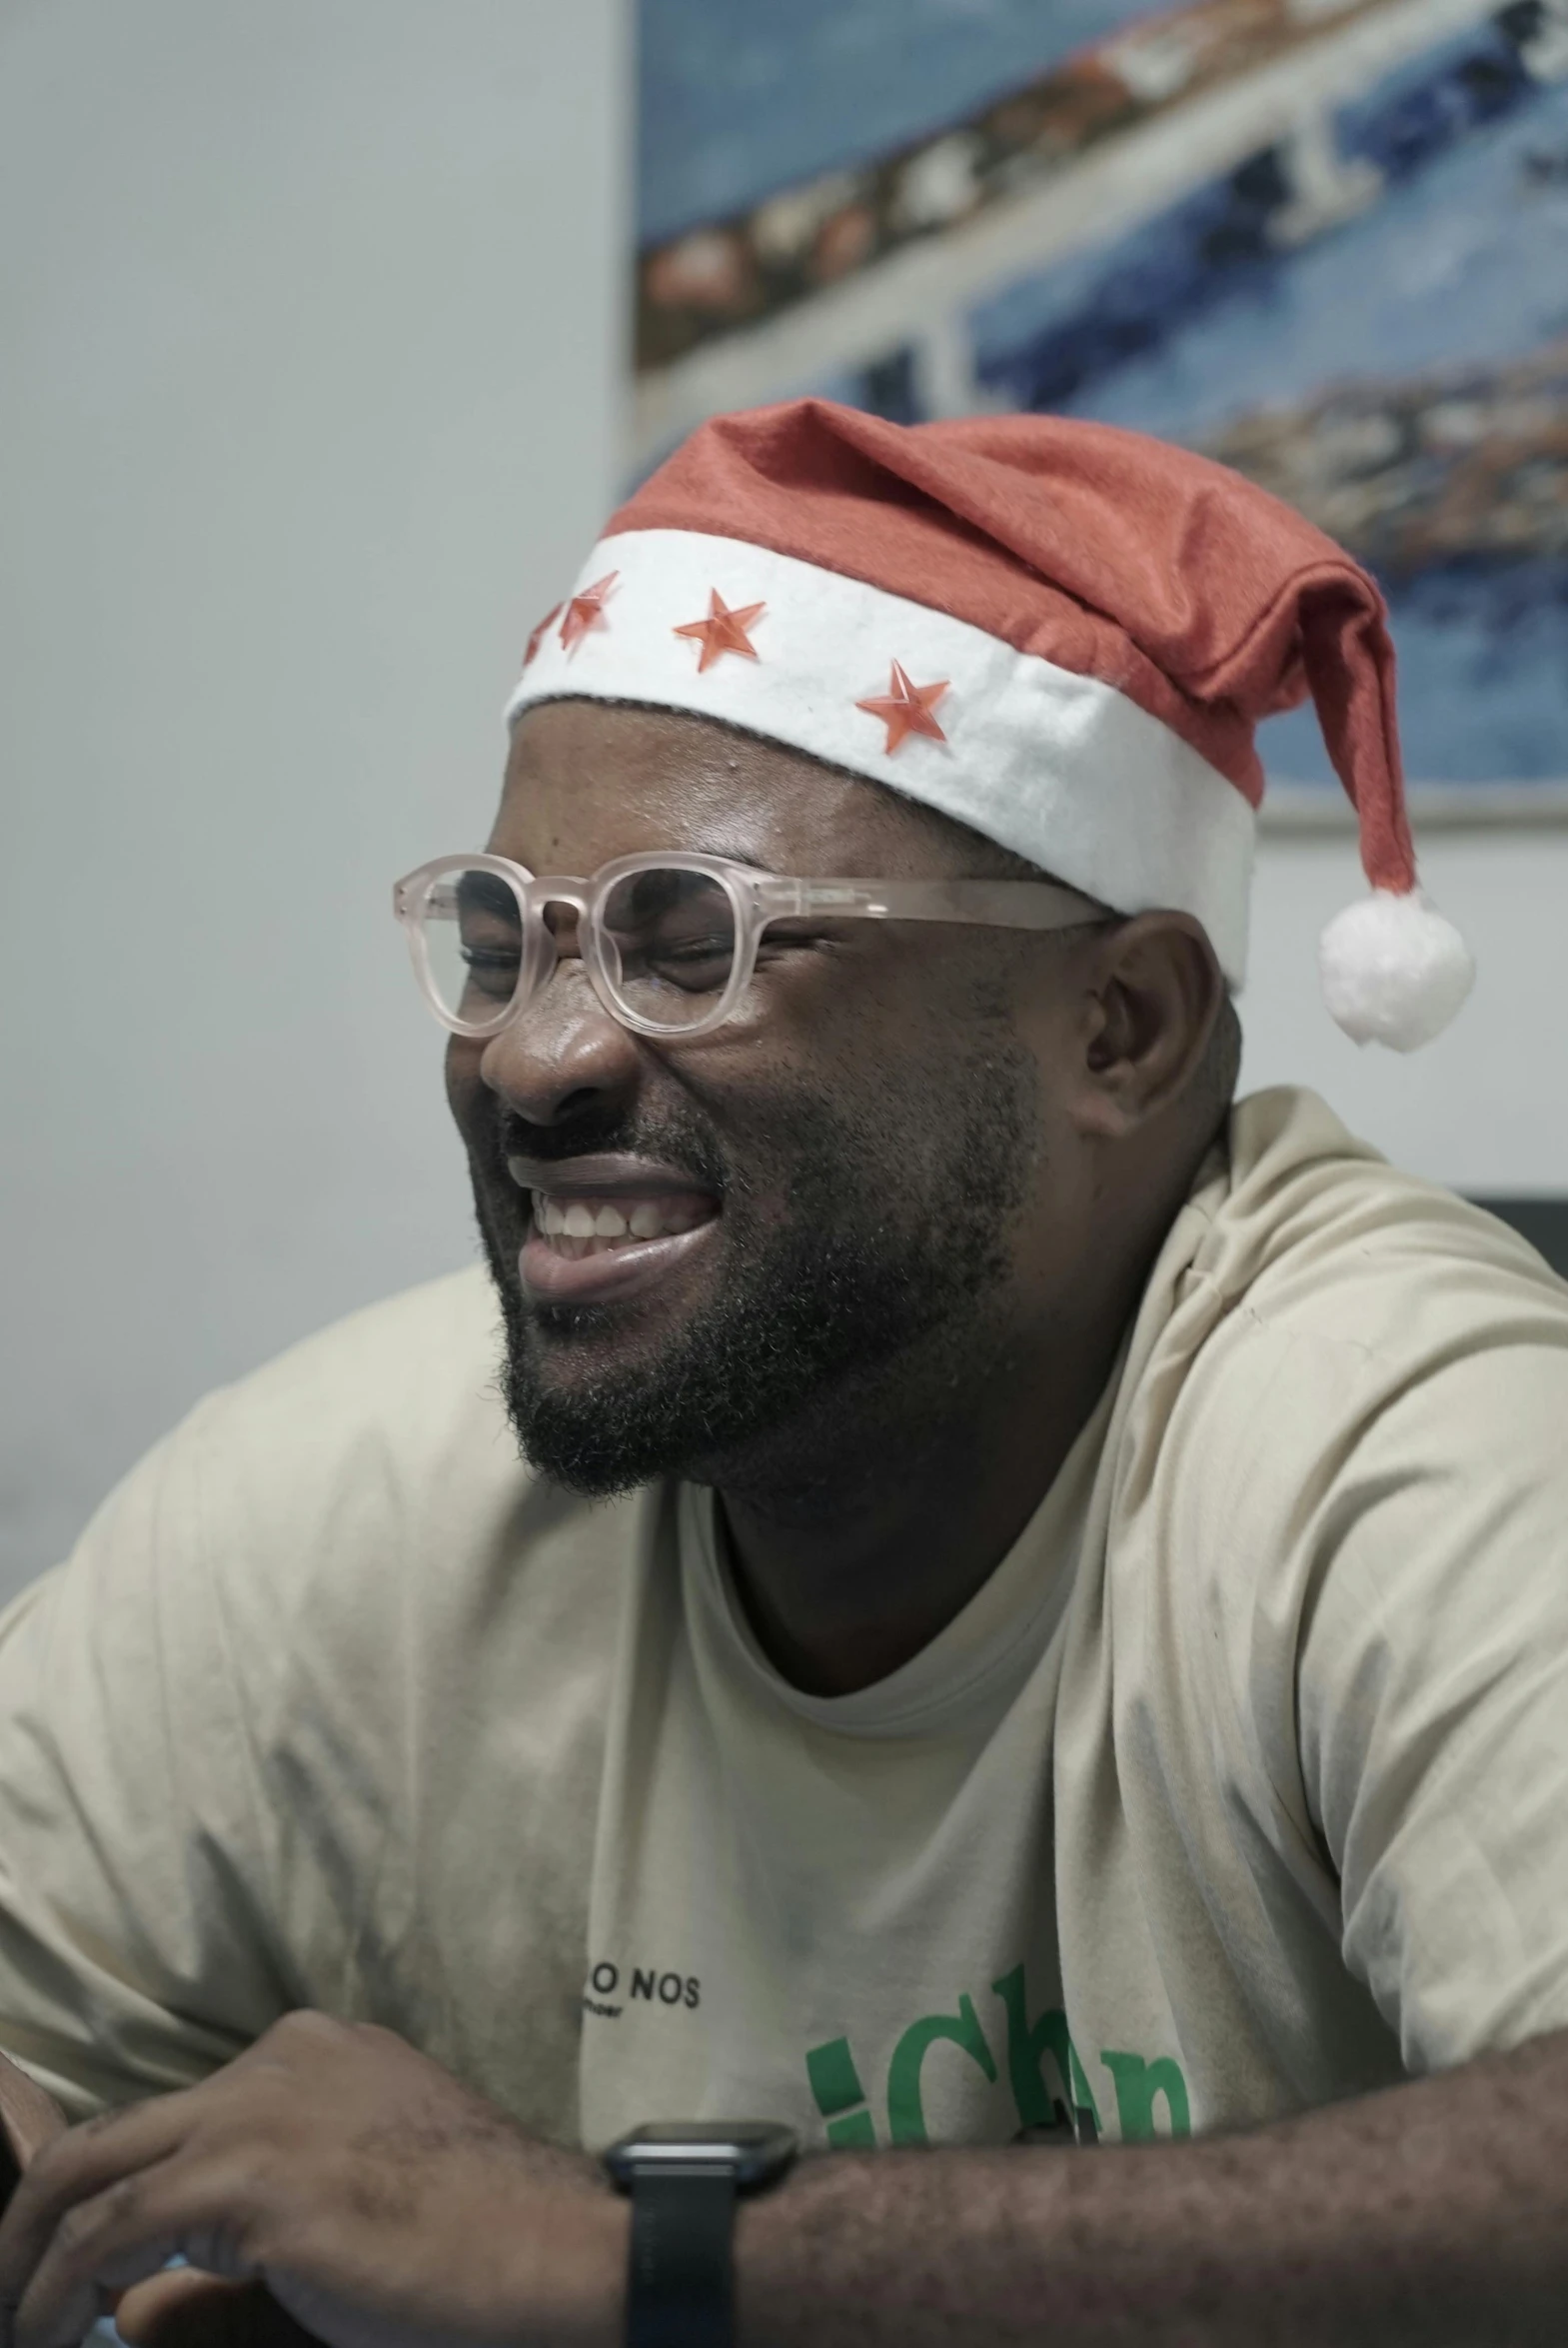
[507, 398, 1474, 1051]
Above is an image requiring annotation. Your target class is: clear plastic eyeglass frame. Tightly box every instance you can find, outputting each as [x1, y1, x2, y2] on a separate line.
[392, 850, 1110, 1044]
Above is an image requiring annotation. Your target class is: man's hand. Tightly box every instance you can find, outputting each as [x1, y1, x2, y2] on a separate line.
[0, 2011, 627, 2348]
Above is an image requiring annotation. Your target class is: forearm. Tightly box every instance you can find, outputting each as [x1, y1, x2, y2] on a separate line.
[737, 2030, 1568, 2346]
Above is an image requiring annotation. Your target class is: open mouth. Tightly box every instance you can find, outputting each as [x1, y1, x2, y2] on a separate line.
[508, 1155, 722, 1304]
[528, 1187, 715, 1258]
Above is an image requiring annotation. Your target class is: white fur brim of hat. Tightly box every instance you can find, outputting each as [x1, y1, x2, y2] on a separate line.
[509, 528, 1477, 1048]
[508, 529, 1255, 987]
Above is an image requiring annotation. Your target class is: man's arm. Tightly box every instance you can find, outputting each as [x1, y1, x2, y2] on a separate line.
[737, 2027, 1568, 2344]
[1, 2017, 1566, 2346]
[0, 1413, 301, 2122]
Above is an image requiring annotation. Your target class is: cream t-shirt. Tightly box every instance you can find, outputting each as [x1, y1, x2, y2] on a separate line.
[1, 1089, 1565, 2155]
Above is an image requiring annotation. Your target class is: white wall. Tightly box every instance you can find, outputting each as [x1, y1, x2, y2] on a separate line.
[0, 0, 625, 1595]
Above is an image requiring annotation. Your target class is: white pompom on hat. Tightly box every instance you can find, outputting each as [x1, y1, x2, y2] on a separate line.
[508, 398, 1474, 1050]
[1319, 890, 1475, 1052]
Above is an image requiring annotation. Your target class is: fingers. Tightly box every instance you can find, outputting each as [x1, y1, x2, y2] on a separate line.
[117, 2271, 320, 2348]
[0, 2097, 196, 2327]
[2, 2150, 277, 2348]
[4, 2182, 182, 2348]
[0, 2029, 331, 2339]
[0, 2016, 504, 2348]
[113, 2268, 249, 2346]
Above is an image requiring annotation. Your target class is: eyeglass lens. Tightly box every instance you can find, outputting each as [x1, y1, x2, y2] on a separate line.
[420, 865, 741, 1031]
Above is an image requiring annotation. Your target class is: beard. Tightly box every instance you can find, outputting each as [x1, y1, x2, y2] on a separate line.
[475, 1045, 1038, 1506]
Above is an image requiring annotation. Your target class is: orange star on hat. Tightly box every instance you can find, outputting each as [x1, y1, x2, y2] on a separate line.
[509, 399, 1474, 1051]
[856, 661, 949, 754]
[558, 571, 618, 654]
[673, 588, 766, 672]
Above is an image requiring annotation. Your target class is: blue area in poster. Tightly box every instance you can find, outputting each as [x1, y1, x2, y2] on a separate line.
[641, 0, 1181, 242]
[639, 0, 1568, 792]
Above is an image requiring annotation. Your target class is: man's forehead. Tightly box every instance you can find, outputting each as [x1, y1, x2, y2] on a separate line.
[495, 699, 943, 872]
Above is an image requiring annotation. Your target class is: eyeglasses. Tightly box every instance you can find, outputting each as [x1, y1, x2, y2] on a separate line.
[392, 851, 1108, 1043]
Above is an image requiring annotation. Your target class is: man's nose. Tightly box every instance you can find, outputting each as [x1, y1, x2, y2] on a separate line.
[477, 957, 641, 1129]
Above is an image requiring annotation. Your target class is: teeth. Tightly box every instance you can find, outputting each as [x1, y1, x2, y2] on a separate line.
[529, 1190, 713, 1249]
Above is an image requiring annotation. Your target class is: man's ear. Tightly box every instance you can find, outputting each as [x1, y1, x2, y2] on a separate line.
[1068, 914, 1228, 1142]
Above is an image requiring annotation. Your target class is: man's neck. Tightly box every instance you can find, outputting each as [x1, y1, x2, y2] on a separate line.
[714, 1281, 1139, 1699]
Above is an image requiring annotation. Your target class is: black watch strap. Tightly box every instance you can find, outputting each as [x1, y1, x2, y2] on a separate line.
[627, 2157, 737, 2348]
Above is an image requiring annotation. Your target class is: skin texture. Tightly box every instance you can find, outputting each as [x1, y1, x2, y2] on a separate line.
[0, 2016, 624, 2348]
[4, 2021, 1568, 2347]
[734, 2035, 1568, 2346]
[2, 700, 1563, 2345]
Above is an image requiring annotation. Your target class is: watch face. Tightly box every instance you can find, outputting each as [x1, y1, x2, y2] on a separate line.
[605, 2120, 798, 2191]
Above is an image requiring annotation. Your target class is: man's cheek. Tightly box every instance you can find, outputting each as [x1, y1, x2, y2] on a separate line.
[444, 1040, 488, 1135]
[727, 1182, 798, 1237]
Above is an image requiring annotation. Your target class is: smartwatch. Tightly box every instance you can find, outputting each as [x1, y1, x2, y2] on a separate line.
[603, 2120, 798, 2348]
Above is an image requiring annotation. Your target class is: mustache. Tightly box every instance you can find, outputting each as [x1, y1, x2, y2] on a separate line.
[492, 1103, 731, 1192]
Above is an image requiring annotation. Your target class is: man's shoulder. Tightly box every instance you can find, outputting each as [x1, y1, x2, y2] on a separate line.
[1196, 1086, 1568, 1372]
[192, 1263, 506, 1458]
[1140, 1084, 1568, 1548]
[108, 1266, 645, 1645]
[1126, 1084, 1568, 1736]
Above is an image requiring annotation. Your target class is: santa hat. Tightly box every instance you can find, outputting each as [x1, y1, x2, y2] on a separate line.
[507, 398, 1473, 1051]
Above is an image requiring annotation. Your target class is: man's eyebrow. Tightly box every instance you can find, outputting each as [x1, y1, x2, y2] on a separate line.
[701, 847, 773, 873]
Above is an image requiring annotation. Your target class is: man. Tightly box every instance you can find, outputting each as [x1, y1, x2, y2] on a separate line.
[0, 399, 1564, 2346]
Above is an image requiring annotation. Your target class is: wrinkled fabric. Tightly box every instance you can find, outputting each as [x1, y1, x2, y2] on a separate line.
[0, 1091, 1564, 2150]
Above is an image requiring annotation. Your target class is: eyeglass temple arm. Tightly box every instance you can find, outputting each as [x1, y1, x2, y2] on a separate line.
[783, 877, 1110, 932]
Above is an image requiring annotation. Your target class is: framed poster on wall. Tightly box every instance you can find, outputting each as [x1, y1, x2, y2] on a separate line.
[636, 0, 1568, 822]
